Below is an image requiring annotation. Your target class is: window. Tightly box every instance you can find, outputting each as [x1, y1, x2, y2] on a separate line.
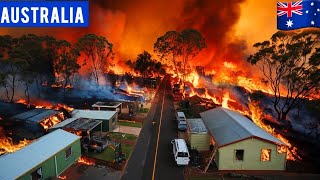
[65, 146, 72, 159]
[235, 149, 244, 161]
[261, 149, 271, 161]
[30, 167, 42, 180]
[177, 152, 189, 157]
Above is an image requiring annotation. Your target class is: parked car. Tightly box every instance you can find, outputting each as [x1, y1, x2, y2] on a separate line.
[176, 112, 187, 131]
[170, 139, 190, 166]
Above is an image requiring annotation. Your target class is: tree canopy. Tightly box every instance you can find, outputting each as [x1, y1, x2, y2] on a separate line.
[248, 30, 320, 122]
[154, 29, 206, 79]
[75, 34, 114, 85]
[134, 51, 164, 78]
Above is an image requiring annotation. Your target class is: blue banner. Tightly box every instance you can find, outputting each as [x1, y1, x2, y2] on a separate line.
[277, 0, 320, 30]
[0, 1, 89, 27]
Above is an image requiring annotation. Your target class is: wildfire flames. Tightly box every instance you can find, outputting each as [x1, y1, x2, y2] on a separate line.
[184, 62, 302, 161]
[0, 127, 30, 155]
[78, 157, 95, 165]
[16, 99, 74, 112]
[39, 112, 64, 130]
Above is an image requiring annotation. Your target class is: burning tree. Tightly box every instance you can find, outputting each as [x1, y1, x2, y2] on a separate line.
[154, 29, 206, 80]
[154, 31, 181, 78]
[248, 30, 320, 122]
[75, 34, 114, 85]
[54, 40, 81, 98]
[134, 51, 163, 78]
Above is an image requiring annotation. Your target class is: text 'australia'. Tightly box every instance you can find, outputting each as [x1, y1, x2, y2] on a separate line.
[0, 7, 84, 24]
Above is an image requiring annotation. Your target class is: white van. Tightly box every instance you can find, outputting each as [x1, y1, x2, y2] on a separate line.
[176, 112, 187, 131]
[171, 139, 190, 166]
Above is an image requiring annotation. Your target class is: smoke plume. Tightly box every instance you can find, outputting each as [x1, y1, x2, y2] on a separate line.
[0, 0, 250, 72]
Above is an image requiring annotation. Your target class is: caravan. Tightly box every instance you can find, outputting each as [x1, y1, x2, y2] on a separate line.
[171, 139, 190, 166]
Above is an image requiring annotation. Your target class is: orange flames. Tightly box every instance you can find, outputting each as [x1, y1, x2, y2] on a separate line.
[16, 99, 74, 112]
[248, 101, 301, 161]
[0, 127, 30, 155]
[185, 62, 302, 161]
[78, 157, 95, 165]
[261, 149, 271, 161]
[39, 112, 64, 130]
[58, 176, 67, 180]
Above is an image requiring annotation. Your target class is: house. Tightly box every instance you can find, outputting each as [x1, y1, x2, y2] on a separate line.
[71, 109, 117, 131]
[9, 108, 64, 131]
[200, 107, 287, 171]
[0, 129, 81, 180]
[186, 118, 210, 151]
[92, 101, 122, 114]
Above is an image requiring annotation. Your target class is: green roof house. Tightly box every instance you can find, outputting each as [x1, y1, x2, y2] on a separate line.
[0, 129, 81, 180]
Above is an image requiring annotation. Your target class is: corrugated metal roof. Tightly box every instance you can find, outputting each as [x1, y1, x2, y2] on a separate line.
[187, 118, 208, 133]
[49, 117, 78, 129]
[71, 109, 117, 120]
[200, 107, 286, 147]
[92, 101, 122, 108]
[0, 129, 80, 180]
[10, 108, 60, 123]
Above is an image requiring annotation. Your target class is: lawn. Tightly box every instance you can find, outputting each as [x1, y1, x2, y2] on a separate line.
[109, 132, 137, 141]
[87, 147, 115, 162]
[87, 143, 134, 162]
[118, 120, 142, 128]
[86, 132, 137, 162]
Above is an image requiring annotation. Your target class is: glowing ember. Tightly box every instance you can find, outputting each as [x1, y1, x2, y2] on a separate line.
[78, 157, 95, 165]
[58, 176, 67, 180]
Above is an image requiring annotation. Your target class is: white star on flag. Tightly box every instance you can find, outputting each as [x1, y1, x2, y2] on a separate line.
[286, 19, 294, 27]
[311, 2, 314, 6]
[311, 21, 315, 25]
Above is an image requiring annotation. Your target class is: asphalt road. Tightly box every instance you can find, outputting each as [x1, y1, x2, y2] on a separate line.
[121, 76, 184, 180]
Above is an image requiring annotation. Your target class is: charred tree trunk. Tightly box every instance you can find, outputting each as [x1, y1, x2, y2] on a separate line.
[9, 75, 16, 103]
[24, 82, 30, 106]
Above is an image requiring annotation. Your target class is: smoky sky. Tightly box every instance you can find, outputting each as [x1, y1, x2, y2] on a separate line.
[0, 0, 248, 69]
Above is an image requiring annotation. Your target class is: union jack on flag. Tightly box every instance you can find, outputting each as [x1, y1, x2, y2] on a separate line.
[277, 1, 303, 17]
[277, 0, 320, 30]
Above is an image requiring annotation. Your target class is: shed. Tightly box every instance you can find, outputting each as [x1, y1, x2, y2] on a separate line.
[9, 108, 64, 131]
[50, 118, 103, 139]
[92, 101, 122, 114]
[186, 118, 210, 151]
[71, 109, 117, 131]
[0, 129, 81, 180]
[200, 107, 287, 171]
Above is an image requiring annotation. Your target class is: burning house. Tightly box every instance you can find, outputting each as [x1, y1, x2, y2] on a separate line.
[186, 118, 210, 151]
[9, 108, 64, 132]
[92, 101, 122, 115]
[200, 107, 287, 171]
[50, 109, 117, 132]
[0, 129, 81, 180]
